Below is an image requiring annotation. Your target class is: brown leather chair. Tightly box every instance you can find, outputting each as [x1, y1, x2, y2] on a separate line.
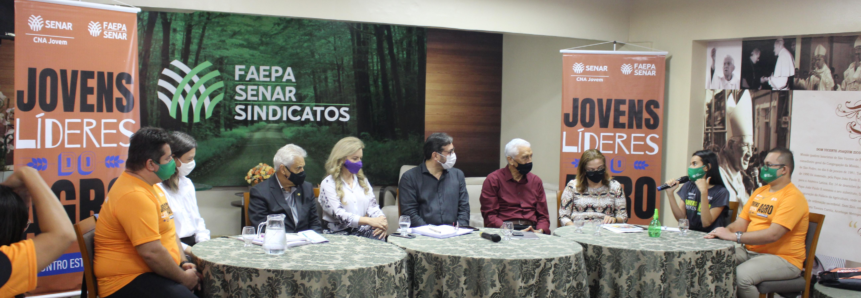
[756, 213, 826, 298]
[75, 216, 98, 298]
[243, 192, 252, 227]
[728, 201, 739, 222]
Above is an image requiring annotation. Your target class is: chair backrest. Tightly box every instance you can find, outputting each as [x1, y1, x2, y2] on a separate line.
[556, 191, 563, 228]
[728, 201, 739, 222]
[243, 192, 252, 227]
[313, 187, 329, 228]
[396, 165, 416, 216]
[75, 216, 98, 298]
[802, 213, 825, 298]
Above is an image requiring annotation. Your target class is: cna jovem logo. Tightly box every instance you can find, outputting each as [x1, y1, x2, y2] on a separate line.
[621, 64, 633, 75]
[88, 21, 101, 37]
[28, 15, 44, 31]
[158, 60, 225, 123]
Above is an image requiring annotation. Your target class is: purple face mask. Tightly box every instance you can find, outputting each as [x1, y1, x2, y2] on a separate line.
[344, 159, 363, 174]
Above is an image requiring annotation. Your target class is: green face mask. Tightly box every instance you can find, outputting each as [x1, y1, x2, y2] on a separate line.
[760, 165, 783, 184]
[154, 158, 176, 181]
[688, 166, 706, 182]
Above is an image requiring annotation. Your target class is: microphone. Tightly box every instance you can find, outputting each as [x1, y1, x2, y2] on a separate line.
[480, 232, 501, 242]
[657, 176, 690, 191]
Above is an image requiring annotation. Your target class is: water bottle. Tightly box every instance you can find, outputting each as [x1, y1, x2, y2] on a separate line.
[648, 209, 661, 238]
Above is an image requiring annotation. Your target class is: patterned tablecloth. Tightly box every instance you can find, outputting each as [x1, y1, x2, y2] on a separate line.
[554, 225, 738, 298]
[387, 228, 588, 298]
[813, 282, 861, 298]
[191, 235, 409, 297]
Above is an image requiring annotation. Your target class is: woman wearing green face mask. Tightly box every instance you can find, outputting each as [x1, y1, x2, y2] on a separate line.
[663, 150, 731, 232]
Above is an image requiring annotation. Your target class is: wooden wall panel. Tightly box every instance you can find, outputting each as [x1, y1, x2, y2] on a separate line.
[0, 40, 13, 107]
[425, 29, 502, 177]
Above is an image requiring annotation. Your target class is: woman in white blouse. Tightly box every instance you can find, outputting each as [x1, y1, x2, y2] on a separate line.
[319, 137, 387, 239]
[155, 131, 210, 254]
[558, 149, 628, 225]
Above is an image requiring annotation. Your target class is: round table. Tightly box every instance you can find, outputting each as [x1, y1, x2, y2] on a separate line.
[554, 226, 737, 298]
[813, 282, 861, 298]
[192, 235, 408, 297]
[388, 228, 588, 298]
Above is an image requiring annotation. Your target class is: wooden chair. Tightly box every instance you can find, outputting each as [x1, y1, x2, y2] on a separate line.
[243, 192, 252, 227]
[75, 216, 98, 298]
[556, 191, 563, 228]
[756, 213, 826, 298]
[728, 201, 739, 222]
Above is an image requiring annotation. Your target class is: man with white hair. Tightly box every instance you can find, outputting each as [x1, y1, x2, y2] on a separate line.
[765, 38, 795, 90]
[710, 55, 739, 89]
[248, 144, 322, 232]
[795, 44, 834, 91]
[479, 138, 550, 234]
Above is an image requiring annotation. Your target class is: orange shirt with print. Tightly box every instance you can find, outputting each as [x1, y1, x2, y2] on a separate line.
[740, 182, 809, 270]
[0, 240, 38, 297]
[94, 172, 181, 297]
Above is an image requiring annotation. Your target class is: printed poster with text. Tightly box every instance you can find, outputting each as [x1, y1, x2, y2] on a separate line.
[790, 91, 861, 260]
[15, 0, 140, 294]
[560, 52, 666, 224]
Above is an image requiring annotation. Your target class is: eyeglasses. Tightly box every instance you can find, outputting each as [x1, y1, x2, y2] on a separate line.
[586, 167, 605, 172]
[763, 163, 785, 168]
[439, 149, 455, 156]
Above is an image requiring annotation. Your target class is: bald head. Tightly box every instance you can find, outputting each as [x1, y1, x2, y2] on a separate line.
[723, 55, 735, 80]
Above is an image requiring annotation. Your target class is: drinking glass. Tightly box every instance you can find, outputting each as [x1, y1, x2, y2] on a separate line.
[502, 221, 514, 241]
[592, 219, 603, 236]
[573, 215, 585, 233]
[398, 215, 411, 235]
[241, 226, 255, 247]
[678, 219, 690, 236]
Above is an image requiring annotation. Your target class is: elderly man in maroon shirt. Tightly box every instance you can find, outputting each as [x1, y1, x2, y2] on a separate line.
[480, 138, 550, 234]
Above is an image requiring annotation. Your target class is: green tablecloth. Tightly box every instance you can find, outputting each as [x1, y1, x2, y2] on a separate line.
[554, 225, 737, 298]
[388, 228, 588, 297]
[191, 235, 408, 297]
[813, 282, 861, 298]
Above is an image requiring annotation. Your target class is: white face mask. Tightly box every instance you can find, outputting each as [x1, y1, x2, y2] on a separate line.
[437, 152, 456, 170]
[177, 159, 196, 177]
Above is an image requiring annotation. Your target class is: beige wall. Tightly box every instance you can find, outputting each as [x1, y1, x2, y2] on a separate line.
[500, 34, 602, 187]
[626, 0, 861, 230]
[84, 0, 631, 42]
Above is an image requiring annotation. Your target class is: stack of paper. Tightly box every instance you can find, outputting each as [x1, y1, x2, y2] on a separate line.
[602, 224, 646, 233]
[411, 225, 473, 239]
[247, 231, 329, 248]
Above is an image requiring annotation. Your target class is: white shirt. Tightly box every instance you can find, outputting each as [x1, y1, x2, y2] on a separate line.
[841, 62, 861, 91]
[155, 177, 210, 249]
[770, 47, 795, 90]
[710, 74, 739, 90]
[275, 177, 299, 226]
[319, 174, 384, 232]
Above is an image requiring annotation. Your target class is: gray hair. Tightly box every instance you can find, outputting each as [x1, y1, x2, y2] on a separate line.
[273, 144, 307, 169]
[504, 138, 531, 158]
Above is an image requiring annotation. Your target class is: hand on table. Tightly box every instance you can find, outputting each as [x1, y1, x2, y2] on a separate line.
[704, 227, 734, 241]
[372, 227, 387, 239]
[602, 216, 617, 224]
[521, 226, 543, 234]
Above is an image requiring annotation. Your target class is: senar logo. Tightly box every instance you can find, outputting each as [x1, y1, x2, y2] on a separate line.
[157, 60, 225, 123]
[28, 15, 44, 31]
[87, 21, 101, 37]
[621, 64, 633, 75]
[573, 63, 585, 74]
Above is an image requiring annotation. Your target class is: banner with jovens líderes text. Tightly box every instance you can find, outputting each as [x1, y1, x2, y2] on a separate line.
[14, 0, 140, 294]
[559, 52, 666, 225]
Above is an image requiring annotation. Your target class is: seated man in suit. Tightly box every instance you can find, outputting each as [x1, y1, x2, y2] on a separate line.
[249, 144, 322, 233]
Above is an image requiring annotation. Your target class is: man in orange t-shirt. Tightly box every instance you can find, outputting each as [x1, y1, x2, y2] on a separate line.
[705, 148, 809, 298]
[94, 127, 199, 298]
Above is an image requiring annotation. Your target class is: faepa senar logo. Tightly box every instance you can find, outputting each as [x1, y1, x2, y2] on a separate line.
[621, 64, 633, 75]
[158, 60, 225, 123]
[573, 63, 585, 74]
[87, 21, 101, 37]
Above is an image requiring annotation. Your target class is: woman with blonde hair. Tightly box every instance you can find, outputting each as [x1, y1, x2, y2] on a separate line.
[558, 149, 627, 225]
[318, 137, 387, 239]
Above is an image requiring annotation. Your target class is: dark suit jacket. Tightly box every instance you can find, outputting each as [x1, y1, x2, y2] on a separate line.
[248, 177, 322, 233]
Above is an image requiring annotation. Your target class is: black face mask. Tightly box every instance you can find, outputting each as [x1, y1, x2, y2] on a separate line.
[285, 167, 306, 186]
[585, 169, 605, 183]
[514, 162, 533, 175]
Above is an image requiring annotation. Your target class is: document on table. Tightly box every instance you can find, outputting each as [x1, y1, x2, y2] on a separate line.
[411, 225, 473, 239]
[602, 224, 646, 233]
[511, 232, 540, 239]
[243, 231, 329, 247]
